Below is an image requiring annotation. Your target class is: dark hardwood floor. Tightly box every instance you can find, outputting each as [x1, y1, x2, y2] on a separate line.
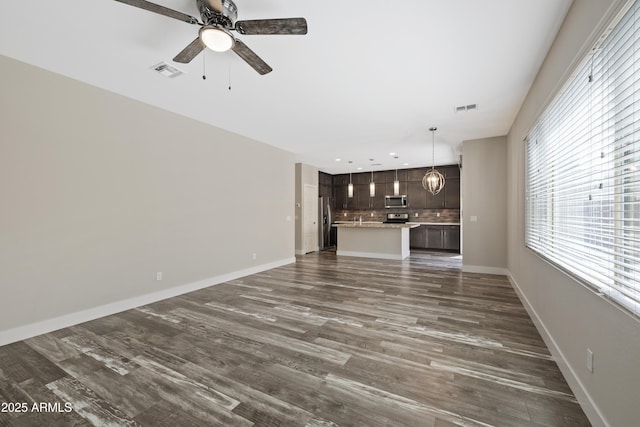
[0, 250, 589, 426]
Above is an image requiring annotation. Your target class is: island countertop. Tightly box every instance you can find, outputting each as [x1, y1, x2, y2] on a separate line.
[332, 222, 419, 229]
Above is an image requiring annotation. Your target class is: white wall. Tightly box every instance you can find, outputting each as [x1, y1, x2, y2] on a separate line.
[461, 136, 507, 274]
[507, 1, 640, 425]
[0, 56, 295, 344]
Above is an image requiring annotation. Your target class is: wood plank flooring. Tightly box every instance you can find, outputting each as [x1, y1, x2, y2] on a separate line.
[0, 250, 590, 426]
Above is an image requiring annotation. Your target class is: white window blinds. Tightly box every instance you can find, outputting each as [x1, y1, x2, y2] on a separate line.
[526, 0, 640, 317]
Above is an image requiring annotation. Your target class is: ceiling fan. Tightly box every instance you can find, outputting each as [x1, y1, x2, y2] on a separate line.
[115, 0, 308, 75]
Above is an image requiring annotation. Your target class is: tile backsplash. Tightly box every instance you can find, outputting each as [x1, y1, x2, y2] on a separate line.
[334, 208, 460, 223]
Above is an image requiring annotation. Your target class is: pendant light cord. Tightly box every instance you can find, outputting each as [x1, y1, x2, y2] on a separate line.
[430, 127, 437, 170]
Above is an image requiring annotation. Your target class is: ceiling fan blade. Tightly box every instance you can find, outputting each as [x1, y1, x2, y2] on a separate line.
[173, 38, 206, 63]
[235, 18, 308, 35]
[232, 40, 272, 75]
[114, 0, 200, 24]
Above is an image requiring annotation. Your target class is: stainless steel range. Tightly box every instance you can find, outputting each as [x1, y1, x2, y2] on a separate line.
[383, 213, 409, 224]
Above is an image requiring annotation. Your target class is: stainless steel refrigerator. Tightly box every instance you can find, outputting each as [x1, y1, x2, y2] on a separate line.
[318, 196, 333, 250]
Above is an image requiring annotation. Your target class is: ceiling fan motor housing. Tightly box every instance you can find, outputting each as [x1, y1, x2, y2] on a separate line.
[198, 0, 238, 28]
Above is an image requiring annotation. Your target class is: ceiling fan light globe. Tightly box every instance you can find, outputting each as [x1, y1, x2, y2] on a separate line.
[200, 26, 235, 52]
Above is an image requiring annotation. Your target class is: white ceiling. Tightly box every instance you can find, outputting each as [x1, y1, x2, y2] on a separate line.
[0, 0, 572, 175]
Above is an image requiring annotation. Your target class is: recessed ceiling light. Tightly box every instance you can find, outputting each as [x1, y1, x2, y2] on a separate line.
[335, 158, 341, 162]
[357, 167, 363, 170]
[389, 152, 396, 156]
[403, 163, 409, 166]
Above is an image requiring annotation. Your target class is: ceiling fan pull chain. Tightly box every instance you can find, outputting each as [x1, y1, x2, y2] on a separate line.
[228, 62, 232, 91]
[202, 52, 207, 80]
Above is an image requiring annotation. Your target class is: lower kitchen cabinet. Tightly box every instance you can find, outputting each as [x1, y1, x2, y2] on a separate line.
[410, 225, 460, 252]
[410, 225, 427, 248]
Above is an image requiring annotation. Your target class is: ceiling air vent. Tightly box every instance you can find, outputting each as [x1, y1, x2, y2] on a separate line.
[454, 103, 478, 113]
[150, 62, 183, 78]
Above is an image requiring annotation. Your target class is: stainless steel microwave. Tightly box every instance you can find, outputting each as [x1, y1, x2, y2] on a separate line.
[385, 195, 407, 208]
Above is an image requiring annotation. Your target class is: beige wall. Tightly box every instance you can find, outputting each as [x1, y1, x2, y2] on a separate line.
[507, 1, 640, 425]
[461, 136, 507, 274]
[0, 56, 295, 343]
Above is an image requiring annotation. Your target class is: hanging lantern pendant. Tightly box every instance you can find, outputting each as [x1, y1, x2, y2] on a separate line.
[422, 126, 446, 195]
[423, 168, 445, 195]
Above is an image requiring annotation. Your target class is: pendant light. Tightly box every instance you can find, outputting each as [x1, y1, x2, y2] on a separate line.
[393, 156, 400, 196]
[369, 170, 375, 197]
[347, 161, 354, 198]
[422, 127, 446, 195]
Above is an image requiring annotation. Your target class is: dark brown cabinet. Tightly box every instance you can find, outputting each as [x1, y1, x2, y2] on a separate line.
[407, 181, 426, 208]
[334, 184, 347, 209]
[423, 166, 460, 209]
[410, 225, 427, 248]
[427, 225, 460, 251]
[385, 181, 408, 198]
[407, 168, 425, 181]
[331, 165, 459, 212]
[444, 178, 461, 209]
[410, 225, 460, 252]
[355, 184, 371, 209]
[426, 189, 445, 209]
[445, 226, 461, 251]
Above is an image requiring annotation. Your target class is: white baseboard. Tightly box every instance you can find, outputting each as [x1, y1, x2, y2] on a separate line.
[462, 264, 508, 275]
[336, 250, 406, 260]
[507, 272, 606, 427]
[0, 257, 296, 347]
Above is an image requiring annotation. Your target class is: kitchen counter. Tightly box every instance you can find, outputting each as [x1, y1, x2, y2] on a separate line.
[332, 222, 417, 260]
[333, 222, 419, 229]
[334, 221, 460, 226]
[407, 222, 460, 226]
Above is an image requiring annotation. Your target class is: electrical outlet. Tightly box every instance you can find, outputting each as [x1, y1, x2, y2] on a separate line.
[156, 272, 162, 281]
[587, 349, 594, 373]
[437, 212, 441, 217]
[252, 253, 257, 260]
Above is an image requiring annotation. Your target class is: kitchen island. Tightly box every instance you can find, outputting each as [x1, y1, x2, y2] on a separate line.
[333, 222, 419, 260]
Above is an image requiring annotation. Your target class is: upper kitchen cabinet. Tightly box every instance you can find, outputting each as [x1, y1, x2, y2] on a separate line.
[353, 172, 372, 185]
[333, 173, 350, 186]
[385, 181, 408, 197]
[331, 164, 459, 211]
[375, 170, 394, 184]
[355, 184, 371, 209]
[424, 165, 460, 209]
[407, 168, 425, 182]
[394, 169, 409, 182]
[334, 184, 347, 209]
[371, 186, 385, 209]
[426, 189, 445, 209]
[407, 181, 426, 208]
[444, 177, 460, 209]
[332, 174, 347, 209]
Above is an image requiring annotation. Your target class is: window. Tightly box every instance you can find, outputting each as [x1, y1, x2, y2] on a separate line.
[526, 0, 640, 317]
